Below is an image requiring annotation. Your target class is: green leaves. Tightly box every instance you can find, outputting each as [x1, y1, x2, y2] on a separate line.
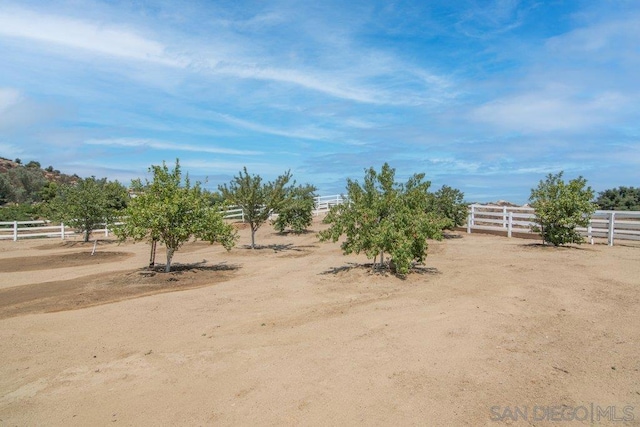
[319, 163, 448, 277]
[273, 184, 317, 234]
[430, 185, 466, 229]
[596, 186, 640, 211]
[219, 167, 292, 248]
[116, 159, 237, 272]
[529, 171, 596, 246]
[44, 177, 128, 242]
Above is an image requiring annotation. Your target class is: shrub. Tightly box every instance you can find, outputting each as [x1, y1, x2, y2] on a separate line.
[273, 184, 317, 234]
[319, 163, 448, 276]
[529, 172, 596, 246]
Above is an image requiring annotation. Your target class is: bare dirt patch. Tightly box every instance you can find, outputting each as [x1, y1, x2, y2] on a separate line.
[0, 251, 132, 272]
[0, 263, 238, 319]
[32, 240, 121, 251]
[0, 221, 639, 426]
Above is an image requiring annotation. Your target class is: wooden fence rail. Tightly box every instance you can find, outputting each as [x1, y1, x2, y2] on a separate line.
[467, 204, 640, 246]
[0, 196, 347, 241]
[0, 220, 124, 241]
[3, 199, 638, 246]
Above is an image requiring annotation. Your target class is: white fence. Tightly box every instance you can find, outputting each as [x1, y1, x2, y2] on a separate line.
[0, 220, 118, 241]
[0, 195, 347, 242]
[221, 194, 346, 220]
[4, 199, 638, 246]
[222, 207, 244, 222]
[467, 204, 640, 246]
[313, 194, 346, 215]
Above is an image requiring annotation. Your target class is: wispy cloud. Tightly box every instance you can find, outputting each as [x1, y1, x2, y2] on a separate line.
[0, 87, 21, 113]
[0, 7, 181, 66]
[0, 5, 454, 106]
[211, 113, 345, 143]
[455, 0, 527, 38]
[1, 1, 638, 204]
[470, 90, 629, 133]
[84, 138, 263, 156]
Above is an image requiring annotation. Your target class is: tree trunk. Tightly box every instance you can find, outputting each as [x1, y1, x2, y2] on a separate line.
[251, 227, 256, 249]
[379, 250, 384, 270]
[149, 239, 157, 269]
[165, 247, 174, 273]
[83, 229, 90, 243]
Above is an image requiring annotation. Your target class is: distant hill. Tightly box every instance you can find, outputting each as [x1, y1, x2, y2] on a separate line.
[0, 156, 79, 205]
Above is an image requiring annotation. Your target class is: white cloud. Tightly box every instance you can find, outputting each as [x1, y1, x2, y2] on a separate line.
[546, 16, 640, 55]
[0, 6, 455, 106]
[180, 159, 285, 176]
[0, 7, 183, 67]
[212, 113, 345, 143]
[470, 90, 629, 133]
[84, 138, 262, 156]
[0, 88, 21, 113]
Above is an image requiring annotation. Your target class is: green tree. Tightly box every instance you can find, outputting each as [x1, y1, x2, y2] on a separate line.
[0, 167, 47, 204]
[219, 167, 292, 248]
[45, 177, 128, 242]
[319, 163, 448, 276]
[0, 203, 39, 221]
[529, 172, 596, 246]
[39, 182, 59, 203]
[595, 186, 640, 211]
[115, 160, 237, 272]
[430, 185, 467, 229]
[0, 174, 13, 204]
[273, 183, 317, 234]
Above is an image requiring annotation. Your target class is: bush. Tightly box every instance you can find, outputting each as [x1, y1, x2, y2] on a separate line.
[0, 204, 39, 221]
[529, 172, 596, 246]
[319, 163, 448, 276]
[595, 186, 640, 211]
[43, 177, 128, 242]
[430, 185, 467, 229]
[273, 184, 317, 234]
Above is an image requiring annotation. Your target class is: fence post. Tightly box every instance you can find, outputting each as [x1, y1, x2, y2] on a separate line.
[467, 213, 472, 234]
[503, 207, 507, 228]
[13, 221, 18, 241]
[508, 212, 513, 238]
[61, 222, 65, 240]
[587, 221, 593, 245]
[607, 212, 615, 246]
[470, 205, 475, 227]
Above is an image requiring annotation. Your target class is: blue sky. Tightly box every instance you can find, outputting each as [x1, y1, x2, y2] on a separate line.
[1, 0, 638, 203]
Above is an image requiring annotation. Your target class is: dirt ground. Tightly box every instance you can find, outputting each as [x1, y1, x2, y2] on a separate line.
[0, 219, 639, 426]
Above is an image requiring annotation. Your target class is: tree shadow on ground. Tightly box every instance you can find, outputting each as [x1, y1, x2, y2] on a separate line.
[147, 260, 241, 275]
[272, 229, 316, 236]
[35, 239, 120, 250]
[443, 232, 463, 239]
[519, 243, 592, 251]
[239, 243, 318, 252]
[320, 262, 439, 278]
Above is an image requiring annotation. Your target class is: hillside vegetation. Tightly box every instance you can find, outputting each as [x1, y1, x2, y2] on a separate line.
[0, 157, 78, 205]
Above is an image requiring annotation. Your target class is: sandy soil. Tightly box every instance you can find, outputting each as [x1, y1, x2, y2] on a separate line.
[0, 219, 639, 426]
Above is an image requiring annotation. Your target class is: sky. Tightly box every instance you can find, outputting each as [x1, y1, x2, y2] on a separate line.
[0, 0, 638, 204]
